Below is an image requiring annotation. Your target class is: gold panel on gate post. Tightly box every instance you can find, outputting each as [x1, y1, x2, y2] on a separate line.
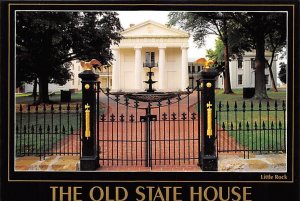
[85, 104, 91, 139]
[206, 101, 213, 138]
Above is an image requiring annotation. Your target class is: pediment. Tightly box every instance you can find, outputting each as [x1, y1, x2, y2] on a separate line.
[122, 20, 189, 38]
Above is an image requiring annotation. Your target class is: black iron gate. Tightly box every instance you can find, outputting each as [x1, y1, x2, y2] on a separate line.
[95, 86, 201, 167]
[79, 61, 219, 171]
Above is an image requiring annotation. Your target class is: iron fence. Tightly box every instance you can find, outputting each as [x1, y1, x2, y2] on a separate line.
[16, 104, 82, 159]
[15, 99, 287, 161]
[216, 100, 286, 159]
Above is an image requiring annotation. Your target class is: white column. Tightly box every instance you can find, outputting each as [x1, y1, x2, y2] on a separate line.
[134, 47, 142, 91]
[181, 46, 189, 91]
[158, 47, 166, 91]
[243, 60, 250, 87]
[112, 48, 120, 91]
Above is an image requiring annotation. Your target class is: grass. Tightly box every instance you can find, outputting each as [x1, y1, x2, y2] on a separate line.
[16, 105, 81, 156]
[15, 102, 105, 156]
[16, 93, 32, 98]
[16, 92, 82, 104]
[215, 88, 286, 104]
[215, 89, 286, 152]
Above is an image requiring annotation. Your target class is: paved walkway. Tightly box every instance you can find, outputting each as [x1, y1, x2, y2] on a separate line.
[218, 153, 286, 172]
[15, 153, 286, 172]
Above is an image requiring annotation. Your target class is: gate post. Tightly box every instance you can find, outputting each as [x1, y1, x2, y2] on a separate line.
[199, 67, 219, 171]
[79, 67, 99, 171]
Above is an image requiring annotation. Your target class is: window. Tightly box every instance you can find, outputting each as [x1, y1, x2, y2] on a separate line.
[251, 58, 255, 69]
[265, 75, 269, 84]
[198, 66, 201, 72]
[188, 66, 191, 73]
[238, 58, 243, 68]
[238, 74, 243, 85]
[192, 66, 195, 73]
[145, 52, 155, 65]
[78, 79, 81, 86]
[72, 79, 75, 85]
[78, 65, 80, 71]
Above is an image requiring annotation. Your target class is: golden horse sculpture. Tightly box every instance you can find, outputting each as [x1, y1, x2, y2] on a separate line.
[204, 60, 214, 69]
[80, 59, 102, 71]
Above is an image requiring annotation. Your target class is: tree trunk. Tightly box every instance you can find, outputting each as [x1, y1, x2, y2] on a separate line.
[222, 19, 233, 94]
[223, 41, 234, 94]
[32, 77, 38, 103]
[266, 48, 278, 92]
[254, 31, 269, 99]
[38, 76, 50, 103]
[267, 62, 278, 92]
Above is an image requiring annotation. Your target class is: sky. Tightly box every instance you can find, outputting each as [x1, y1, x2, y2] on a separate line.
[116, 11, 285, 85]
[117, 11, 217, 61]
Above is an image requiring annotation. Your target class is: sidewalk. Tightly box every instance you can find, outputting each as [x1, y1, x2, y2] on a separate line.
[218, 153, 286, 172]
[15, 153, 286, 172]
[15, 156, 79, 171]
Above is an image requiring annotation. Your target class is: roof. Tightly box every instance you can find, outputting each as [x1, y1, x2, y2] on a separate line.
[194, 58, 207, 64]
[121, 20, 190, 38]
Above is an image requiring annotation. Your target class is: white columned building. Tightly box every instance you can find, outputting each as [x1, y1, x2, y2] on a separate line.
[111, 47, 120, 91]
[134, 46, 143, 90]
[215, 50, 277, 89]
[111, 20, 190, 92]
[181, 46, 189, 91]
[158, 46, 166, 90]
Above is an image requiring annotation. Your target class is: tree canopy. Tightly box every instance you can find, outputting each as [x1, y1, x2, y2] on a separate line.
[206, 38, 224, 62]
[16, 11, 123, 103]
[168, 12, 250, 94]
[230, 12, 286, 99]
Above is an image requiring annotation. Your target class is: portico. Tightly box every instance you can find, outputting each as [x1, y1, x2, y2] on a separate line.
[111, 20, 189, 92]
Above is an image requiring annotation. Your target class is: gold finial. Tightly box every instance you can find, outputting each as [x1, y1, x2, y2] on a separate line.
[206, 82, 212, 88]
[80, 59, 102, 71]
[85, 84, 90, 90]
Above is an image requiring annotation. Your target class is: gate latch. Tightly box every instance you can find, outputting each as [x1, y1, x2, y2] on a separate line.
[140, 115, 157, 122]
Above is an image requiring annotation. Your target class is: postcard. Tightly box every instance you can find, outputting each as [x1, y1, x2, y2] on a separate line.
[0, 1, 299, 200]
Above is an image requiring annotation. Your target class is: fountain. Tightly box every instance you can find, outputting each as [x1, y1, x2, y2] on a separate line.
[124, 62, 177, 102]
[124, 62, 179, 168]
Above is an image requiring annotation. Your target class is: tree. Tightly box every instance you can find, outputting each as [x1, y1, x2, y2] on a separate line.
[265, 15, 287, 92]
[278, 62, 286, 84]
[16, 12, 123, 103]
[230, 12, 286, 99]
[206, 38, 224, 62]
[168, 12, 235, 94]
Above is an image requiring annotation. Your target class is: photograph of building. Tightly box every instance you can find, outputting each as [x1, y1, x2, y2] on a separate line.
[111, 20, 189, 92]
[15, 10, 287, 174]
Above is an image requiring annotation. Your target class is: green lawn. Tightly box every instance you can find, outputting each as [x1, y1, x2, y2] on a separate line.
[16, 105, 81, 156]
[16, 92, 82, 104]
[215, 89, 286, 152]
[15, 101, 105, 156]
[16, 93, 32, 98]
